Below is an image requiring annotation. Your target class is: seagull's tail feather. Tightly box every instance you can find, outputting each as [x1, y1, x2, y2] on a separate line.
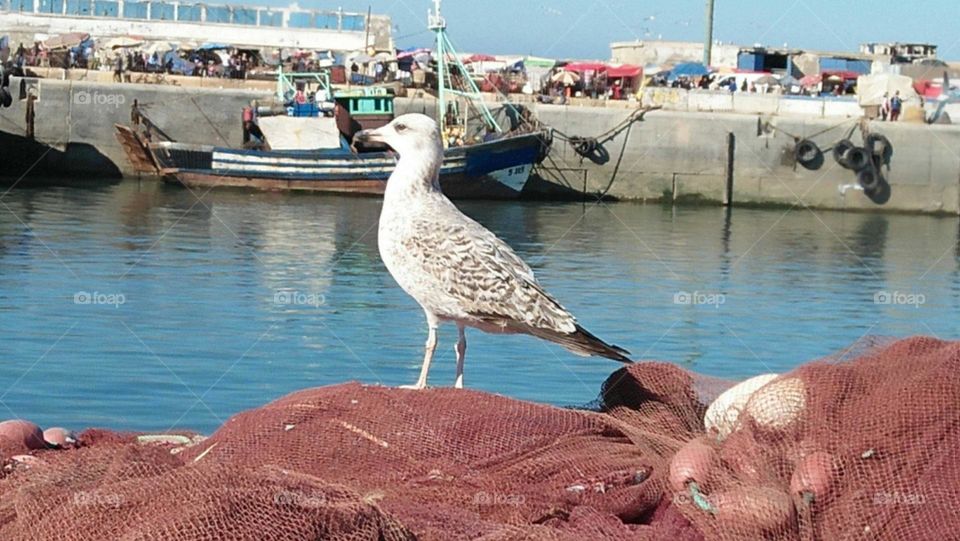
[530, 324, 633, 363]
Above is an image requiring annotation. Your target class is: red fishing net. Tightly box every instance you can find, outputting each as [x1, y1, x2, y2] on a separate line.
[0, 336, 956, 540]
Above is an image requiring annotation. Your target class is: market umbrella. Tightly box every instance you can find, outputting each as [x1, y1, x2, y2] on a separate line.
[197, 42, 229, 51]
[43, 32, 90, 50]
[523, 56, 555, 69]
[606, 64, 642, 78]
[563, 61, 606, 73]
[670, 62, 709, 78]
[550, 70, 580, 86]
[779, 75, 800, 90]
[143, 41, 176, 55]
[754, 74, 780, 86]
[799, 74, 822, 87]
[464, 53, 496, 63]
[104, 36, 144, 49]
[397, 47, 430, 59]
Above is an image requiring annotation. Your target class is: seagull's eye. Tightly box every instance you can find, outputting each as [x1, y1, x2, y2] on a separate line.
[395, 123, 407, 132]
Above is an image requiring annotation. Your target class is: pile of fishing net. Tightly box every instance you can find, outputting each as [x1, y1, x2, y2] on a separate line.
[0, 336, 957, 540]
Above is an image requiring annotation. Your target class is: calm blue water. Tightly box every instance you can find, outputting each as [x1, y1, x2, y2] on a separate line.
[0, 179, 957, 433]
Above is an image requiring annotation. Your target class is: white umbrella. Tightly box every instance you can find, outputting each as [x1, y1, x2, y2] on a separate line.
[104, 36, 144, 49]
[143, 42, 175, 55]
[550, 70, 580, 86]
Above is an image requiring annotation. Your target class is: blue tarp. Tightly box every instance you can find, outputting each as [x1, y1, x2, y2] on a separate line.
[163, 51, 196, 74]
[197, 42, 229, 50]
[670, 62, 710, 78]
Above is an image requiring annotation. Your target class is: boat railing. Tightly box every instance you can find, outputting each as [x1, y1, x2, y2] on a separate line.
[276, 68, 332, 103]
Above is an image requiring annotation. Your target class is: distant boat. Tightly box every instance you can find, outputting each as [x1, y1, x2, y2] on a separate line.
[116, 1, 549, 199]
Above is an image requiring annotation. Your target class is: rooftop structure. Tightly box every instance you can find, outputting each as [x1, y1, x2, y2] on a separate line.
[0, 0, 393, 51]
[860, 42, 937, 63]
[610, 40, 741, 69]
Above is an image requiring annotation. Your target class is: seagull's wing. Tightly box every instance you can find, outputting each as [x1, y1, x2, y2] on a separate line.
[402, 215, 631, 362]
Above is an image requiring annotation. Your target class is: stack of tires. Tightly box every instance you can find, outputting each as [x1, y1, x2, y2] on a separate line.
[833, 134, 891, 194]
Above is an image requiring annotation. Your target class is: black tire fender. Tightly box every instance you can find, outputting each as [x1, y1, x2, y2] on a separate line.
[832, 139, 855, 168]
[865, 132, 893, 163]
[795, 139, 821, 168]
[845, 146, 871, 171]
[858, 167, 881, 192]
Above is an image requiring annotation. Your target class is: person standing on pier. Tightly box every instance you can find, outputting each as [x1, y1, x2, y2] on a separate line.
[880, 92, 890, 121]
[113, 53, 124, 83]
[890, 91, 903, 121]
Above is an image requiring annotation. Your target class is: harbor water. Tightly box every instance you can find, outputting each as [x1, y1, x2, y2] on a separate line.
[0, 178, 957, 434]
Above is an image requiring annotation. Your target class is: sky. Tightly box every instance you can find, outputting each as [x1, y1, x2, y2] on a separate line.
[274, 0, 960, 61]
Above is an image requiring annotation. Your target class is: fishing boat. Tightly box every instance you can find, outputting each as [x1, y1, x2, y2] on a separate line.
[116, 0, 549, 199]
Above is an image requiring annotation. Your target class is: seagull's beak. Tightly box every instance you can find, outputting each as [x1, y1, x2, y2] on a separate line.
[351, 127, 389, 154]
[354, 127, 385, 145]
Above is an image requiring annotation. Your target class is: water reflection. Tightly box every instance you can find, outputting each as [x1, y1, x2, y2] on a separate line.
[0, 180, 956, 433]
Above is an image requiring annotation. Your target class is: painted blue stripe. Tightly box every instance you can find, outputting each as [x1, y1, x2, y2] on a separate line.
[464, 144, 540, 176]
[213, 146, 370, 159]
[181, 164, 469, 181]
[211, 156, 463, 170]
[182, 133, 543, 182]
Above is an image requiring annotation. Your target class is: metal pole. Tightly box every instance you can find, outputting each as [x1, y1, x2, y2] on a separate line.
[703, 0, 714, 66]
[364, 6, 372, 53]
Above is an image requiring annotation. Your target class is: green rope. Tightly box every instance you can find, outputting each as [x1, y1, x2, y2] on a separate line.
[688, 482, 716, 514]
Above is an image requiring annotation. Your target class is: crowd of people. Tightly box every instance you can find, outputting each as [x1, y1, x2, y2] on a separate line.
[7, 37, 263, 80]
[109, 49, 256, 79]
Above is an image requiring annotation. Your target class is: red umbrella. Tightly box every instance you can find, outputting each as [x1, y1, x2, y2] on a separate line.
[563, 61, 607, 73]
[606, 64, 642, 78]
[799, 74, 822, 88]
[464, 53, 496, 63]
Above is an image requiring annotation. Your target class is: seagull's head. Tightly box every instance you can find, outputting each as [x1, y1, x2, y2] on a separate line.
[353, 114, 442, 160]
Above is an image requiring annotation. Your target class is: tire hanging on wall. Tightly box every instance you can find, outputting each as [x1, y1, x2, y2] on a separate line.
[857, 167, 881, 193]
[845, 146, 871, 171]
[795, 139, 822, 170]
[865, 133, 893, 163]
[832, 139, 855, 168]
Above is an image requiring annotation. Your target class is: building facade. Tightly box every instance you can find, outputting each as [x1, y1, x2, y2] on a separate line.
[0, 0, 393, 51]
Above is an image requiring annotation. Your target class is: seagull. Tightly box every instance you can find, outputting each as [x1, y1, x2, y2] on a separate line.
[354, 114, 631, 389]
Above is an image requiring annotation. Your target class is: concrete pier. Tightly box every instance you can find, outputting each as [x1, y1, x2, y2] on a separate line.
[530, 104, 960, 214]
[0, 77, 271, 177]
[2, 77, 959, 214]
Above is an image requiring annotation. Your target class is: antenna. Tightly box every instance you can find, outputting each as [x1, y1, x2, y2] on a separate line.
[428, 0, 445, 30]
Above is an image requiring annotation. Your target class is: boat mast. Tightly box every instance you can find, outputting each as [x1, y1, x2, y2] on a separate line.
[428, 0, 447, 136]
[429, 0, 501, 141]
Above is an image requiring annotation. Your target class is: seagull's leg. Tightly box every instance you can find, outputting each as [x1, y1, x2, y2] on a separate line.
[400, 312, 438, 390]
[454, 324, 467, 389]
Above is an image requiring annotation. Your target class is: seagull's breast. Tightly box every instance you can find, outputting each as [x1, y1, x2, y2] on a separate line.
[378, 204, 468, 319]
